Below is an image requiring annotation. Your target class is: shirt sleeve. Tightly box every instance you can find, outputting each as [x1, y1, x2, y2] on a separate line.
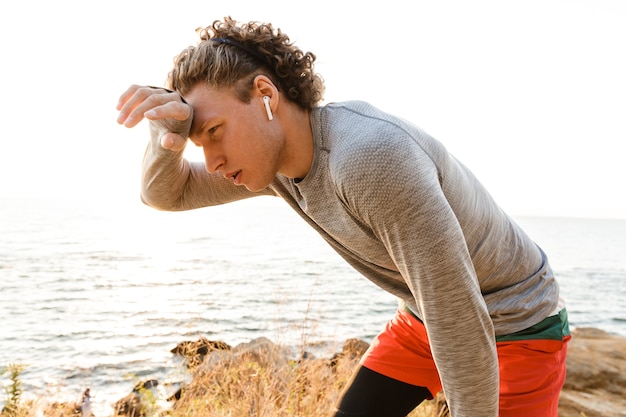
[140, 120, 272, 211]
[334, 131, 500, 417]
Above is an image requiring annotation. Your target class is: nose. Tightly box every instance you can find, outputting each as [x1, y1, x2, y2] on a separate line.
[203, 145, 226, 173]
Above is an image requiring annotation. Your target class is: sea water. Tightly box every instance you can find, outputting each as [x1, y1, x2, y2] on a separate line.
[1, 196, 624, 416]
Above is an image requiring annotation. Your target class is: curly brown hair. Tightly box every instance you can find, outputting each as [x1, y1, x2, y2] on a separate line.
[166, 17, 325, 110]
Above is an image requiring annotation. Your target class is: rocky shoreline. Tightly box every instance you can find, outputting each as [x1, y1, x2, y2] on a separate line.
[168, 327, 626, 417]
[49, 327, 626, 417]
[559, 327, 626, 417]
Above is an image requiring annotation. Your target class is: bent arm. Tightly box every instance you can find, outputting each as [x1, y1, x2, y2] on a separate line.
[339, 138, 499, 417]
[117, 84, 269, 210]
[141, 121, 269, 211]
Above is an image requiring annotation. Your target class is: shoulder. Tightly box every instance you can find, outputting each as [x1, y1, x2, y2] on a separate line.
[319, 101, 412, 160]
[314, 103, 445, 216]
[317, 101, 438, 180]
[320, 100, 411, 136]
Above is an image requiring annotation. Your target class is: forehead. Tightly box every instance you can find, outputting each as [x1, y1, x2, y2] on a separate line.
[184, 83, 236, 110]
[184, 84, 242, 135]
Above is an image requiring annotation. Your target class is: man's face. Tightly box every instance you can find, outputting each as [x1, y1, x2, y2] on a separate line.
[184, 83, 284, 192]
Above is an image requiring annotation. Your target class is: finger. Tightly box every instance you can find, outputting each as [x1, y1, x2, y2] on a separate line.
[117, 84, 172, 111]
[160, 132, 187, 152]
[116, 84, 142, 111]
[116, 85, 154, 126]
[117, 86, 180, 127]
[144, 100, 191, 122]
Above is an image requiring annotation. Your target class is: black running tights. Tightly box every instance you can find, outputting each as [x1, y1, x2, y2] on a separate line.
[332, 366, 432, 417]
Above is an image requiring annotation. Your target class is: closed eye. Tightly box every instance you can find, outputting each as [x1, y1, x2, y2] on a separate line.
[204, 125, 221, 143]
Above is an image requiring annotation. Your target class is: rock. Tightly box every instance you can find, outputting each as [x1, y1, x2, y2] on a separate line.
[342, 338, 370, 358]
[559, 327, 626, 417]
[113, 379, 160, 417]
[172, 337, 296, 406]
[199, 337, 291, 371]
[328, 338, 370, 370]
[113, 392, 142, 417]
[132, 379, 158, 393]
[170, 338, 231, 367]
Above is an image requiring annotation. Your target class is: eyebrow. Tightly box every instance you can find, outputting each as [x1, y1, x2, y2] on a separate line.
[189, 119, 206, 138]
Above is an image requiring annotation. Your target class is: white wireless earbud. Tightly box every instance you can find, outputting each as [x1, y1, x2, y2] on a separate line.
[263, 96, 273, 121]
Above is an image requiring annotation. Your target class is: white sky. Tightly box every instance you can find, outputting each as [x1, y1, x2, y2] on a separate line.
[1, 0, 625, 219]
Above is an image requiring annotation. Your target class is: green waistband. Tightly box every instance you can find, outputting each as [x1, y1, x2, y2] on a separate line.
[495, 308, 570, 342]
[402, 306, 570, 342]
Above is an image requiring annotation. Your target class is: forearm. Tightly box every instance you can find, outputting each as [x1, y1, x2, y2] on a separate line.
[141, 122, 259, 210]
[351, 148, 500, 416]
[396, 216, 500, 416]
[425, 294, 499, 417]
[391, 199, 500, 417]
[140, 128, 192, 210]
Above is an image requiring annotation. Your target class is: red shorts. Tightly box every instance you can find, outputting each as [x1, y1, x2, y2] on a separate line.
[361, 308, 570, 417]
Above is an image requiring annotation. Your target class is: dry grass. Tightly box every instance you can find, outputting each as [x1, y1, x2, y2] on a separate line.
[163, 340, 443, 417]
[7, 339, 446, 417]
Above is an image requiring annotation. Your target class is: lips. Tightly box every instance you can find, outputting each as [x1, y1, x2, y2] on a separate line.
[224, 170, 242, 185]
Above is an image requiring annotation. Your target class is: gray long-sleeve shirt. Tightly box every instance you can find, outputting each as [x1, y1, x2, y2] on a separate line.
[141, 100, 560, 417]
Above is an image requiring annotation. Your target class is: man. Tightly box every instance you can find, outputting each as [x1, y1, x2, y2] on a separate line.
[117, 17, 570, 417]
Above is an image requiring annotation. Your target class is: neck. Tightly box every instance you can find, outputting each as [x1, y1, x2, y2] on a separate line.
[278, 104, 314, 180]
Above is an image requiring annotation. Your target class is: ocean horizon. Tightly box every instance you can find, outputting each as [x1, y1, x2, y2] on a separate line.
[1, 195, 624, 416]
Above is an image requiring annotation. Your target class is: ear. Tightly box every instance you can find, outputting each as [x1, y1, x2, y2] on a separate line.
[253, 75, 279, 109]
